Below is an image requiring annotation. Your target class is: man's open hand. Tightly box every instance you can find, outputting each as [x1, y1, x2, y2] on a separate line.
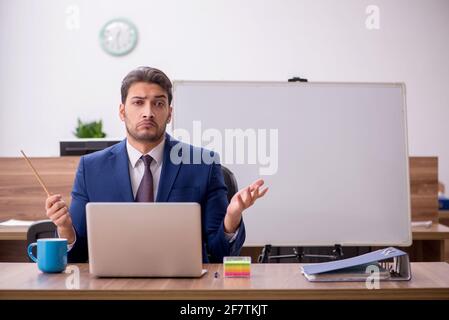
[224, 179, 268, 233]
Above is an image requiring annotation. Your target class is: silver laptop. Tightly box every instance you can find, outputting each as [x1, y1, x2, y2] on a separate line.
[86, 202, 206, 277]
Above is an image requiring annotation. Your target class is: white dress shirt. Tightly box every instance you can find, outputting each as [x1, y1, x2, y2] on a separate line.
[64, 137, 237, 251]
[127, 137, 164, 200]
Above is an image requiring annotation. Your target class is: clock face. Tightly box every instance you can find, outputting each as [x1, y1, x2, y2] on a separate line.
[99, 19, 138, 56]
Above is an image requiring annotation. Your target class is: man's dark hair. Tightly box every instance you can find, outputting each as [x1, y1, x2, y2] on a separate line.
[121, 66, 173, 104]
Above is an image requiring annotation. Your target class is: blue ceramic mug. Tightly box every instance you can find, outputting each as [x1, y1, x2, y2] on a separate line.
[27, 238, 68, 273]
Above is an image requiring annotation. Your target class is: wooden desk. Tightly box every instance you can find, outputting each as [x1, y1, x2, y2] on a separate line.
[412, 223, 449, 240]
[2, 224, 449, 262]
[0, 226, 29, 262]
[407, 223, 449, 262]
[2, 224, 448, 242]
[440, 210, 449, 227]
[0, 263, 448, 300]
[240, 224, 449, 263]
[0, 225, 28, 241]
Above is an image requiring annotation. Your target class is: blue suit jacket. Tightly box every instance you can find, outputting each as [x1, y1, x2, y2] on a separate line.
[68, 133, 245, 263]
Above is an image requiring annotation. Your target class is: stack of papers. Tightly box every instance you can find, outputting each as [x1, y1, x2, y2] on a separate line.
[0, 219, 35, 227]
[411, 221, 432, 228]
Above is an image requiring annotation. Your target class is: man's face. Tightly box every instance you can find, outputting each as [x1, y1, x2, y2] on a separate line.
[119, 82, 172, 143]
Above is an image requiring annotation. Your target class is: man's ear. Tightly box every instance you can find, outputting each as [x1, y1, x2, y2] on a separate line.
[167, 106, 173, 123]
[119, 104, 125, 121]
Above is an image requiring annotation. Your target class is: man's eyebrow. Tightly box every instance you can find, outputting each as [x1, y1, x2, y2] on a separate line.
[130, 94, 167, 100]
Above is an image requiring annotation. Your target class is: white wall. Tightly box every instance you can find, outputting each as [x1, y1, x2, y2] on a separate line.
[0, 0, 448, 186]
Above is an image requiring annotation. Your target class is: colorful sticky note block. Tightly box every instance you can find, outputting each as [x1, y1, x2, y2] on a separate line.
[223, 256, 251, 277]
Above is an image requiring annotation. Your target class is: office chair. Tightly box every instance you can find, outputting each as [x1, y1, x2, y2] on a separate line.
[203, 165, 239, 263]
[221, 165, 238, 203]
[26, 220, 56, 262]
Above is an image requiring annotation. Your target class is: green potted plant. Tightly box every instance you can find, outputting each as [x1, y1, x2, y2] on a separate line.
[73, 118, 106, 138]
[59, 118, 120, 156]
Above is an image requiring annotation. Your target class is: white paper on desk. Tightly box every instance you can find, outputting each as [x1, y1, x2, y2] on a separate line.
[0, 219, 35, 226]
[411, 221, 432, 228]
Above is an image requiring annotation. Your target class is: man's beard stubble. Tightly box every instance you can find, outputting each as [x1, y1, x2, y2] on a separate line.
[125, 118, 167, 143]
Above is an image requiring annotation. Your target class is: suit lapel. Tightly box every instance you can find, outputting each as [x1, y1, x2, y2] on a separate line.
[156, 133, 182, 202]
[109, 139, 134, 202]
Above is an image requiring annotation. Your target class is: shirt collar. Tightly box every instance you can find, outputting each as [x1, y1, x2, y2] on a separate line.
[126, 136, 165, 168]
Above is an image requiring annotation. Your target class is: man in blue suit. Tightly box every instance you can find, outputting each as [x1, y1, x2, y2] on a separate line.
[45, 67, 268, 263]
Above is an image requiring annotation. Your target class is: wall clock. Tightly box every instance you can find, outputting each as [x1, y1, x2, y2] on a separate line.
[99, 18, 138, 56]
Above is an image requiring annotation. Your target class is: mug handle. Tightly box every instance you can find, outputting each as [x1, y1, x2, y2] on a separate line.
[27, 243, 38, 263]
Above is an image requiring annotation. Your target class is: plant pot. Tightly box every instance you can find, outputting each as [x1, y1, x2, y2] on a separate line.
[59, 138, 122, 156]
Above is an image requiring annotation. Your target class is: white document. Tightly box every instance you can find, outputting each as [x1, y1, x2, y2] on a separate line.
[411, 221, 432, 228]
[0, 219, 35, 227]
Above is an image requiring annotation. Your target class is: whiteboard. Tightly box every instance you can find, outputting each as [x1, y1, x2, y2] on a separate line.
[172, 81, 411, 247]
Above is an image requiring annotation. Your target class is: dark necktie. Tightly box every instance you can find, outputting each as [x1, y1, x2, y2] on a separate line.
[135, 155, 154, 202]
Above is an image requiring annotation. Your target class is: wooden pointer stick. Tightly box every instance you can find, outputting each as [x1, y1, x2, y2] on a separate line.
[20, 150, 51, 197]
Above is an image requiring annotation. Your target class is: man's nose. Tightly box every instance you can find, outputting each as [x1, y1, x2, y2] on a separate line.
[142, 103, 154, 118]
